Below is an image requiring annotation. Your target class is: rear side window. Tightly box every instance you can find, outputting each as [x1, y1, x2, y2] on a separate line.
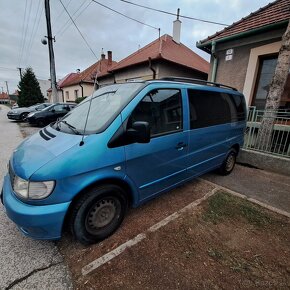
[129, 89, 182, 137]
[188, 89, 245, 129]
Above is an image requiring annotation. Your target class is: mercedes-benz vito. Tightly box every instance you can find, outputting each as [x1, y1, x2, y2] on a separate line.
[1, 78, 246, 244]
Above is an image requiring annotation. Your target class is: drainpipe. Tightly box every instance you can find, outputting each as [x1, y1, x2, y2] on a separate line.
[211, 41, 217, 83]
[148, 57, 156, 79]
[79, 81, 84, 98]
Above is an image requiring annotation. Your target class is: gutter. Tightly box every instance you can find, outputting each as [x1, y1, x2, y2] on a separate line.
[79, 81, 84, 98]
[211, 41, 217, 82]
[148, 57, 156, 79]
[197, 20, 289, 51]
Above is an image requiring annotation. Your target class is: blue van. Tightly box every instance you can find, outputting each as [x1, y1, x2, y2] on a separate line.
[1, 78, 246, 244]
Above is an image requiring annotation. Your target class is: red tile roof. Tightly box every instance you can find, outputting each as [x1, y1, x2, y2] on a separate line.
[199, 0, 290, 45]
[0, 92, 9, 100]
[62, 58, 117, 87]
[110, 34, 209, 74]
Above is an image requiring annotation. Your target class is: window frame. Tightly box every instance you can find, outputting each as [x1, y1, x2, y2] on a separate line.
[128, 88, 184, 138]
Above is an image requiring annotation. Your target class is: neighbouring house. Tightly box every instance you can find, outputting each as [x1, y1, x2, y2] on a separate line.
[109, 33, 209, 84]
[196, 0, 290, 110]
[60, 51, 117, 102]
[37, 79, 51, 100]
[0, 92, 10, 104]
[47, 73, 78, 102]
[60, 19, 209, 102]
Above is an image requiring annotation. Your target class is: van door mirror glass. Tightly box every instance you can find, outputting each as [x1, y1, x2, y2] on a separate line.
[127, 121, 150, 143]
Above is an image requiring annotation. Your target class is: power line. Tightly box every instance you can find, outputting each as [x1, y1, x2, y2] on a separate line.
[23, 0, 42, 65]
[59, 0, 98, 59]
[26, 2, 45, 64]
[53, 0, 73, 28]
[120, 0, 229, 26]
[92, 0, 159, 31]
[19, 0, 33, 66]
[18, 0, 28, 66]
[56, 0, 92, 37]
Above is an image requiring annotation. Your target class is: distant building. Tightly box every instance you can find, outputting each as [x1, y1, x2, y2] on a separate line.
[37, 79, 51, 100]
[0, 92, 10, 104]
[60, 52, 116, 102]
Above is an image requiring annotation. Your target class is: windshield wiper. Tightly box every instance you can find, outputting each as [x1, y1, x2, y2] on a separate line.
[58, 120, 81, 135]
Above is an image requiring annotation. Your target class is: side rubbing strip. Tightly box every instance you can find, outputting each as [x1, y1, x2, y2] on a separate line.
[43, 127, 56, 138]
[39, 130, 50, 141]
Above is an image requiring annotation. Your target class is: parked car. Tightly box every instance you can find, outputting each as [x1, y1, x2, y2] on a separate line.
[1, 78, 246, 244]
[11, 104, 19, 109]
[7, 103, 51, 121]
[26, 102, 76, 126]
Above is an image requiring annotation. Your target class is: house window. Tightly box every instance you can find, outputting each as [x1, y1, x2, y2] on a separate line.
[74, 90, 79, 98]
[65, 91, 69, 100]
[252, 55, 278, 109]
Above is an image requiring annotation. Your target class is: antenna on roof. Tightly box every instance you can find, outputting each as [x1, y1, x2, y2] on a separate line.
[79, 70, 98, 146]
[177, 8, 180, 20]
[158, 28, 160, 39]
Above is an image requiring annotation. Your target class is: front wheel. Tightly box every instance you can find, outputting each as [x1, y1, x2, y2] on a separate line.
[70, 185, 127, 245]
[218, 149, 237, 175]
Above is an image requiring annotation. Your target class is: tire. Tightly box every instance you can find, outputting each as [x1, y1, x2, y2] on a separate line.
[70, 185, 127, 245]
[37, 118, 45, 127]
[20, 112, 28, 121]
[218, 148, 237, 176]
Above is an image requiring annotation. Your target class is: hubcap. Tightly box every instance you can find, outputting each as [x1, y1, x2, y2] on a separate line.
[85, 198, 117, 233]
[225, 154, 235, 171]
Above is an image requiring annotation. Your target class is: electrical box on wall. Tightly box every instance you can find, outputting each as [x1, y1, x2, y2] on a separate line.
[225, 49, 234, 61]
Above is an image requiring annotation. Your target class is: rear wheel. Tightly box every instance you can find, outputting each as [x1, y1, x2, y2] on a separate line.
[70, 185, 127, 245]
[218, 148, 237, 175]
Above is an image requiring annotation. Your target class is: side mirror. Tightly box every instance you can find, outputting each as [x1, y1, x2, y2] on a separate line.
[50, 109, 55, 113]
[127, 121, 150, 143]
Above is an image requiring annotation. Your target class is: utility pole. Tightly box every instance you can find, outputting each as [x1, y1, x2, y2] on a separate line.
[17, 67, 23, 80]
[44, 0, 58, 103]
[5, 81, 9, 95]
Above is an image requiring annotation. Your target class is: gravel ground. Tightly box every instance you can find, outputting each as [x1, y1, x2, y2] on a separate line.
[0, 105, 72, 290]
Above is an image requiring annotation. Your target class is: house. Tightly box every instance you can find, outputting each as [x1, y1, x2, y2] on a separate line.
[60, 19, 209, 101]
[0, 92, 10, 104]
[47, 73, 77, 102]
[197, 0, 290, 110]
[60, 52, 117, 102]
[109, 33, 209, 83]
[37, 79, 51, 100]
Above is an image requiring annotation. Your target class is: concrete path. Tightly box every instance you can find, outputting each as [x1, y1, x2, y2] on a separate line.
[0, 105, 72, 289]
[204, 163, 290, 214]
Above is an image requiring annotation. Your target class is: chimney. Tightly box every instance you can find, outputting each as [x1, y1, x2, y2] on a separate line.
[107, 51, 112, 66]
[101, 53, 105, 60]
[172, 8, 181, 44]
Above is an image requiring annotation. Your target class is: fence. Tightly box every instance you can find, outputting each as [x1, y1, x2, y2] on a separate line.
[243, 106, 290, 158]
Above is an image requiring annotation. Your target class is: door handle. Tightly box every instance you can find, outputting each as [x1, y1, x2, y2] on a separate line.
[175, 142, 187, 150]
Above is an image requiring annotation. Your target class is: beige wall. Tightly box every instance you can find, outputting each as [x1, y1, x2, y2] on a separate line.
[206, 27, 286, 106]
[243, 41, 281, 106]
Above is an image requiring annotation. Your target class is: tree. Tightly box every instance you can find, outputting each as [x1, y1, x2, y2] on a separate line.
[17, 67, 44, 107]
[256, 20, 290, 151]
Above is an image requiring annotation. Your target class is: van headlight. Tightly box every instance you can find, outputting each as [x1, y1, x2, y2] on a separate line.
[13, 176, 55, 200]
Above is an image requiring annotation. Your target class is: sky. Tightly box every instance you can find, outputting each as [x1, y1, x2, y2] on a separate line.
[0, 0, 272, 93]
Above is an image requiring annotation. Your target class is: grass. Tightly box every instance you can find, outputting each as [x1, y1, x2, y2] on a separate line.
[203, 191, 275, 227]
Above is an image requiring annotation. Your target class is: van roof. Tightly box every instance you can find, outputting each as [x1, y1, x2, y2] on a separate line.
[146, 77, 238, 92]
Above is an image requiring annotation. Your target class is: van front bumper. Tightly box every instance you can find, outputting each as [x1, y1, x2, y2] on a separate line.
[1, 174, 70, 240]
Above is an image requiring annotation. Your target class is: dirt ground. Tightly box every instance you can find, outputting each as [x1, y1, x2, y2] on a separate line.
[59, 190, 290, 290]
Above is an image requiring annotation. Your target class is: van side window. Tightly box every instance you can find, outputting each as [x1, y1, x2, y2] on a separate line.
[129, 89, 183, 137]
[188, 90, 246, 129]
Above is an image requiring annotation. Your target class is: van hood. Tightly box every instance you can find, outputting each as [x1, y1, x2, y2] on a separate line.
[12, 126, 82, 180]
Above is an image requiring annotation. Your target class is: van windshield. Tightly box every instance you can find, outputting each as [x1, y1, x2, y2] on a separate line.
[53, 83, 144, 135]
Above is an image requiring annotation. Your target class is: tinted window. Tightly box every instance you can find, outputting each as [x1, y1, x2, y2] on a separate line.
[188, 89, 245, 129]
[129, 89, 182, 137]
